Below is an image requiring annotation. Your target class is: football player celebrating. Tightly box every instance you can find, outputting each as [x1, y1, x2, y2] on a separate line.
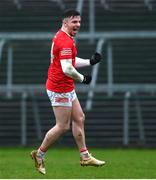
[31, 9, 105, 175]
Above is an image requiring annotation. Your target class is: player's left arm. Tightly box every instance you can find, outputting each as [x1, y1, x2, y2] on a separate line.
[75, 52, 102, 68]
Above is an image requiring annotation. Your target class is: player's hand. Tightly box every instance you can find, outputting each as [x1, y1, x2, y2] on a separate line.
[90, 52, 102, 65]
[82, 75, 92, 84]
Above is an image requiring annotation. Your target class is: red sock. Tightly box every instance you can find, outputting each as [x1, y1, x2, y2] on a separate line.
[80, 148, 89, 158]
[37, 147, 46, 158]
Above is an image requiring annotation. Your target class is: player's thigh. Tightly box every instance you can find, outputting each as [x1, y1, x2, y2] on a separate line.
[53, 106, 72, 126]
[71, 98, 85, 123]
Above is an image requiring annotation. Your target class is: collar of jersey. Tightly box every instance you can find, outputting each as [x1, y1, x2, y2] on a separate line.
[61, 28, 74, 39]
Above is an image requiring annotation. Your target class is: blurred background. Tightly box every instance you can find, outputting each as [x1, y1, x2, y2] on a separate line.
[0, 0, 156, 148]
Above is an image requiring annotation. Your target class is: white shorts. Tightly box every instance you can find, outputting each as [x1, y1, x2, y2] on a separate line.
[46, 89, 77, 107]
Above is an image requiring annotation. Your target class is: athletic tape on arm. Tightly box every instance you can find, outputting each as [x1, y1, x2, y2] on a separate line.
[75, 57, 90, 68]
[61, 59, 84, 82]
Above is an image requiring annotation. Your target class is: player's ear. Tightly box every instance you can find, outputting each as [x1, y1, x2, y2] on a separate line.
[63, 18, 68, 25]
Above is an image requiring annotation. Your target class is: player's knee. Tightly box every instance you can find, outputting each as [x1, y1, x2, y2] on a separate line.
[79, 113, 85, 124]
[63, 124, 70, 132]
[74, 113, 85, 127]
[58, 124, 70, 133]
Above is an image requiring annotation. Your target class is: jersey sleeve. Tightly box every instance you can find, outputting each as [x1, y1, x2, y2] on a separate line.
[59, 42, 73, 60]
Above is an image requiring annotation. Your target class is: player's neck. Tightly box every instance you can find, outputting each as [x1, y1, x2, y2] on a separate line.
[61, 27, 73, 38]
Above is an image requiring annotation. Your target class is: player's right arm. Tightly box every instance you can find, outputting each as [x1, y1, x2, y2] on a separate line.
[61, 60, 91, 84]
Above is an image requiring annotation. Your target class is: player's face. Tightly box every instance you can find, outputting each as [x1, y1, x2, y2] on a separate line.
[65, 16, 81, 37]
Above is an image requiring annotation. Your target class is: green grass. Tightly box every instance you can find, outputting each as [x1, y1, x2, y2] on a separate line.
[0, 147, 156, 178]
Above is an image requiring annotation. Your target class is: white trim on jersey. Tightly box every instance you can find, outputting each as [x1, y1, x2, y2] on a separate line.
[60, 48, 72, 56]
[50, 42, 54, 64]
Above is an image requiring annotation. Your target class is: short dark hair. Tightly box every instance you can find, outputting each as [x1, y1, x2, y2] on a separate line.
[62, 9, 80, 20]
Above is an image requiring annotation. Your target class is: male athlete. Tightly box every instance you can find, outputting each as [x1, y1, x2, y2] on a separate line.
[31, 9, 105, 175]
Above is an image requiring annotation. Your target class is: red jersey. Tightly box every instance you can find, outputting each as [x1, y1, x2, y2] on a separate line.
[46, 29, 77, 92]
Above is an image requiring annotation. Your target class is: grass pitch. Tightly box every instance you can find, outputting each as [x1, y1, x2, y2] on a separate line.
[0, 147, 156, 179]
